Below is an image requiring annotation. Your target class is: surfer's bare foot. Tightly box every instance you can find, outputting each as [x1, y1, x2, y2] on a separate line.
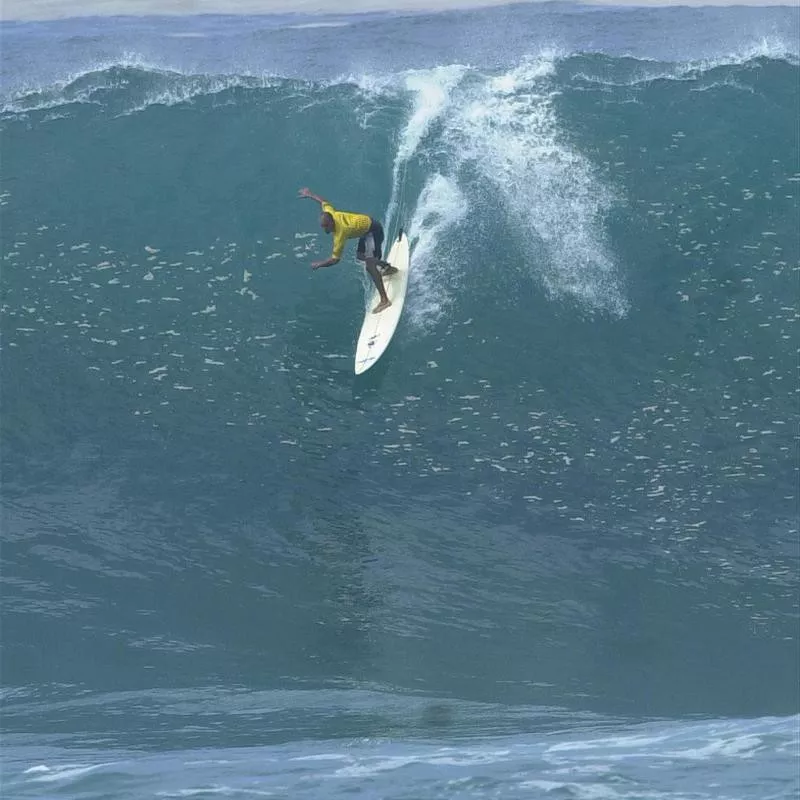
[372, 299, 391, 314]
[381, 266, 398, 277]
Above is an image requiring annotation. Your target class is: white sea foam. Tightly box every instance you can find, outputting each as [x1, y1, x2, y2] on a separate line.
[287, 21, 352, 30]
[376, 53, 627, 324]
[444, 54, 629, 316]
[385, 64, 467, 234]
[25, 762, 111, 782]
[404, 174, 468, 327]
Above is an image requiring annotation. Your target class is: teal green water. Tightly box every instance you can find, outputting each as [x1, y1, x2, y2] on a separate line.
[1, 5, 799, 798]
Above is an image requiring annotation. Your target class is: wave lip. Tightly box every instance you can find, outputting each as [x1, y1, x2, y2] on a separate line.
[1, 59, 281, 116]
[4, 37, 795, 116]
[385, 64, 467, 234]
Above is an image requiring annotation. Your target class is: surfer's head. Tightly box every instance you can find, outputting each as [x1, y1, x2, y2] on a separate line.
[320, 212, 334, 233]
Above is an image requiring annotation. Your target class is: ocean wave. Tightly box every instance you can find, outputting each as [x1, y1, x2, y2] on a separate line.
[3, 48, 795, 318]
[1, 57, 280, 116]
[566, 46, 798, 92]
[4, 44, 797, 118]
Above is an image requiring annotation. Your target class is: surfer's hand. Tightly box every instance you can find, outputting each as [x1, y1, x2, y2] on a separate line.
[298, 187, 311, 198]
[311, 260, 324, 270]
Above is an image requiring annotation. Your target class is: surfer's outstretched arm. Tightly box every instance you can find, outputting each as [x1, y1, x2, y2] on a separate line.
[298, 187, 326, 206]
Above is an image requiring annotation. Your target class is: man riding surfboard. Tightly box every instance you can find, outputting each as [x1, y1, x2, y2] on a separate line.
[298, 187, 397, 313]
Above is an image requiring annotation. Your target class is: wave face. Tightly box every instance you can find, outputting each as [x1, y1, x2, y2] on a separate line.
[1, 5, 799, 799]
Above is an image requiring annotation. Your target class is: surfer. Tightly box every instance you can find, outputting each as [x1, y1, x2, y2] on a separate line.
[298, 187, 397, 314]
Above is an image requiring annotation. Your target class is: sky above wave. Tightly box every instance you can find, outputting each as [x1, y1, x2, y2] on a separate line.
[3, 0, 794, 22]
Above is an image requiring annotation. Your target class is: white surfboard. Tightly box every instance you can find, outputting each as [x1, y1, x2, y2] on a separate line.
[354, 230, 410, 375]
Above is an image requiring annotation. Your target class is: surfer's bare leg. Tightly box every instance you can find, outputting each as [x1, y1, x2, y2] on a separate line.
[364, 257, 391, 313]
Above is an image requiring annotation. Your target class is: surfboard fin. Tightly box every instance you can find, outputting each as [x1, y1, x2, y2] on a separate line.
[397, 226, 404, 241]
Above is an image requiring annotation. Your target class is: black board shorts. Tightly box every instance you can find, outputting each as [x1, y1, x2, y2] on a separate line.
[356, 219, 384, 260]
